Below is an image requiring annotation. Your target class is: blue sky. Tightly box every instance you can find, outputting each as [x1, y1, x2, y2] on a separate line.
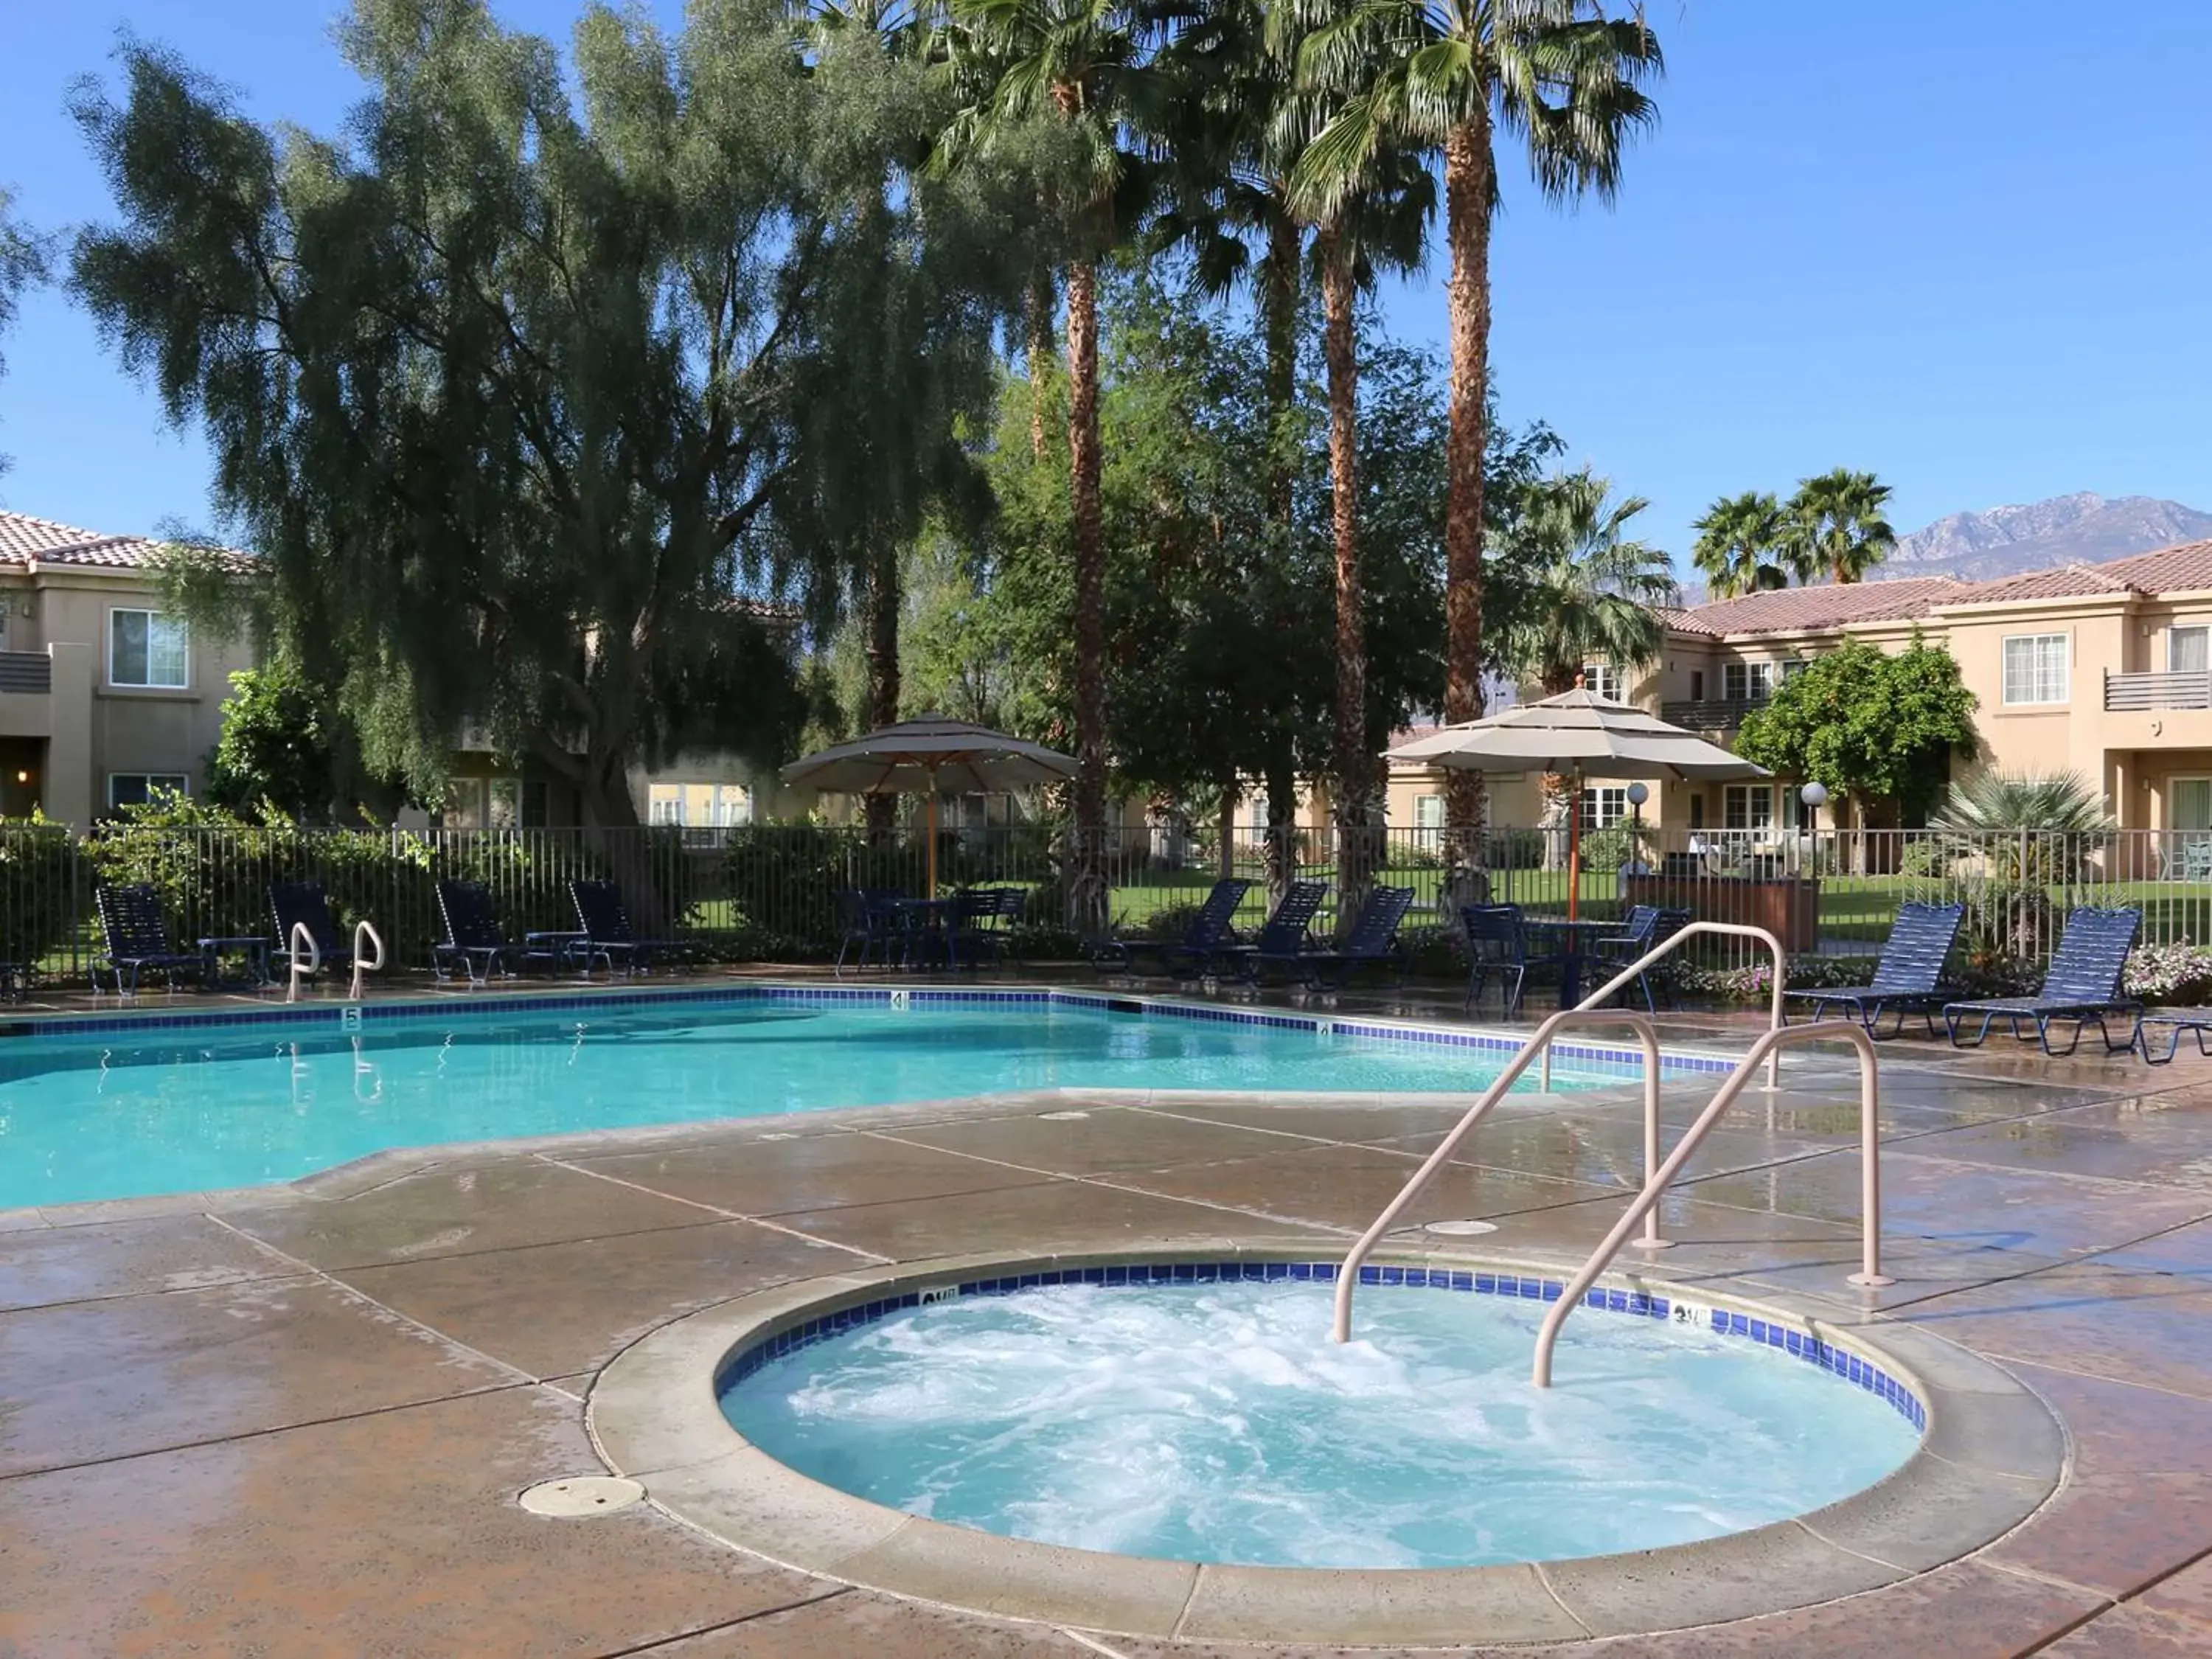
[1, 0, 2208, 569]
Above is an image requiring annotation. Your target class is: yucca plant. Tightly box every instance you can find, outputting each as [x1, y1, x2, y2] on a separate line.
[1927, 770, 2116, 965]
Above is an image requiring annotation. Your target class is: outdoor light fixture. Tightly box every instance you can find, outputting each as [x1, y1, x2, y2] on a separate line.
[12, 771, 25, 785]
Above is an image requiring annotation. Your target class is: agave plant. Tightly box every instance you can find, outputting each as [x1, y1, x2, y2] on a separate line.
[1927, 771, 2116, 964]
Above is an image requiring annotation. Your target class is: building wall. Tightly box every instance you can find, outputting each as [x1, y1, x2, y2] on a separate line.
[0, 568, 257, 827]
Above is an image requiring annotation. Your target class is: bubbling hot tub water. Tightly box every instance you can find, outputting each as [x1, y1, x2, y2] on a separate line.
[718, 1274, 1921, 1568]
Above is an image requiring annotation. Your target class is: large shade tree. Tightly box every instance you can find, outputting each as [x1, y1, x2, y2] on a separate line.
[0, 184, 48, 476]
[1288, 0, 1661, 847]
[71, 0, 1002, 857]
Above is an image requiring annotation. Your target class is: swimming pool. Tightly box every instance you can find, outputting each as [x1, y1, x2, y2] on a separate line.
[0, 989, 1660, 1209]
[718, 1269, 1923, 1568]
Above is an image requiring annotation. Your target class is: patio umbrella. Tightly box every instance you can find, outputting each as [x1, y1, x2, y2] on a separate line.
[1385, 686, 1771, 919]
[780, 714, 1078, 897]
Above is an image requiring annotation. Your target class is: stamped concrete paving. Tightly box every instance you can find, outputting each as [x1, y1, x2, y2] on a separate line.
[5, 990, 2212, 1655]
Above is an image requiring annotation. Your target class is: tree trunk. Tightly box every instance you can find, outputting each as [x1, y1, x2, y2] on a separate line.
[1217, 781, 1236, 882]
[862, 535, 902, 840]
[1026, 266, 1055, 463]
[1261, 212, 1301, 529]
[1264, 748, 1298, 905]
[1321, 232, 1371, 942]
[1064, 254, 1108, 932]
[1441, 111, 1496, 856]
[571, 748, 669, 934]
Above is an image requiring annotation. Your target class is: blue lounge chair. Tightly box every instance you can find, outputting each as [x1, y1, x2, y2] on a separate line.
[570, 879, 684, 977]
[1260, 886, 1416, 989]
[271, 882, 355, 984]
[1461, 904, 1565, 1018]
[434, 880, 560, 986]
[1943, 906, 2142, 1057]
[93, 884, 204, 995]
[1090, 877, 1253, 975]
[1786, 901, 1965, 1038]
[1207, 880, 1332, 982]
[948, 886, 1026, 970]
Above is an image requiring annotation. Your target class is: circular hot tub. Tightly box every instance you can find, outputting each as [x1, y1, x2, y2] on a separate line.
[589, 1249, 2063, 1646]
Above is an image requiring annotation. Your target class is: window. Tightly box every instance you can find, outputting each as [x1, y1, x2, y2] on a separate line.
[1688, 795, 1706, 830]
[1690, 670, 1705, 701]
[2171, 627, 2210, 675]
[108, 609, 189, 689]
[108, 773, 189, 812]
[1780, 658, 1810, 682]
[1579, 786, 1628, 831]
[1582, 663, 1625, 702]
[2002, 633, 2069, 705]
[1722, 661, 1775, 703]
[443, 777, 520, 829]
[1724, 784, 1774, 831]
[2174, 779, 2212, 834]
[1412, 793, 1444, 849]
[647, 782, 753, 828]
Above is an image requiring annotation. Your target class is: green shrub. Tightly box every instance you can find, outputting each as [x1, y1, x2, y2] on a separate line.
[0, 815, 85, 971]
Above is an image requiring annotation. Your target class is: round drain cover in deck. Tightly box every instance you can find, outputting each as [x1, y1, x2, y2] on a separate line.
[1422, 1220, 1499, 1237]
[518, 1475, 645, 1517]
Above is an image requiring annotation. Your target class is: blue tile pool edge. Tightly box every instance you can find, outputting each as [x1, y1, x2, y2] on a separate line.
[0, 981, 1734, 1080]
[714, 1258, 1927, 1435]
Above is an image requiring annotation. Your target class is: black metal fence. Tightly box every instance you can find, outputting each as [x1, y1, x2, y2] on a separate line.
[7, 820, 2211, 990]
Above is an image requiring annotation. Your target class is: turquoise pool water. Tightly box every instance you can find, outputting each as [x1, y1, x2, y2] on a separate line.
[720, 1277, 1921, 1568]
[0, 995, 1624, 1209]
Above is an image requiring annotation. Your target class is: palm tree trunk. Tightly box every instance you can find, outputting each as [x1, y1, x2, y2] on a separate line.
[1262, 212, 1301, 528]
[1321, 232, 1371, 942]
[1065, 253, 1107, 931]
[1027, 265, 1055, 462]
[1441, 111, 1496, 855]
[862, 535, 901, 839]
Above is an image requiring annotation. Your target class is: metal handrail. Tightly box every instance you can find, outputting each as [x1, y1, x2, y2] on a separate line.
[1531, 1020, 1888, 1388]
[1332, 919, 1792, 1344]
[349, 920, 386, 1001]
[1541, 921, 1786, 1093]
[284, 922, 319, 1004]
[1330, 1010, 1662, 1343]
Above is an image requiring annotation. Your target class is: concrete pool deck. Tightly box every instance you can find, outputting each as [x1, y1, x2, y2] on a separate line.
[4, 978, 2212, 1655]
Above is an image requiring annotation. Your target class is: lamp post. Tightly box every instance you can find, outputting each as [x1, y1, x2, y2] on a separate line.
[1800, 782, 1829, 876]
[1627, 781, 1649, 877]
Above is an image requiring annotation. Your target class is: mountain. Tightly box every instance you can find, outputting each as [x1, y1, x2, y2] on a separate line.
[1877, 492, 2212, 582]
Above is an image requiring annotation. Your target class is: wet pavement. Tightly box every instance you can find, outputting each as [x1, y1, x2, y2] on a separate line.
[4, 978, 2212, 1655]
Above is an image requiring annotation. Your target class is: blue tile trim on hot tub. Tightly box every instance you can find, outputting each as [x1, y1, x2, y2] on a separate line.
[717, 1259, 1928, 1432]
[2, 982, 1733, 1081]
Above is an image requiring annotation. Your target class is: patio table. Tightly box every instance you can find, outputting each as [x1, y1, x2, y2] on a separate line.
[197, 935, 272, 990]
[1517, 917, 1621, 1009]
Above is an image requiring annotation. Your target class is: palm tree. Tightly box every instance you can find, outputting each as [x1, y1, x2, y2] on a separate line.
[1690, 490, 1792, 599]
[1287, 0, 1661, 844]
[1492, 468, 1672, 695]
[936, 0, 1165, 926]
[1788, 467, 1896, 585]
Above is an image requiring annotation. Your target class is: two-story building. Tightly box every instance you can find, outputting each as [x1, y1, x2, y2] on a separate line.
[0, 511, 257, 827]
[1385, 537, 2212, 838]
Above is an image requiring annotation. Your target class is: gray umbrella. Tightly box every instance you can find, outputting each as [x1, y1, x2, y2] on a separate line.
[1386, 687, 1770, 917]
[781, 715, 1077, 895]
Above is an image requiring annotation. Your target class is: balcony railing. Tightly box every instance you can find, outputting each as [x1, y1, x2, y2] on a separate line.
[0, 650, 51, 695]
[1658, 697, 1767, 732]
[2107, 669, 2212, 712]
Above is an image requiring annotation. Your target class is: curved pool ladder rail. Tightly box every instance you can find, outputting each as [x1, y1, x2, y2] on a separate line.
[1330, 1010, 1663, 1345]
[1531, 1020, 1888, 1388]
[284, 922, 319, 1004]
[349, 920, 386, 1001]
[1332, 922, 1792, 1346]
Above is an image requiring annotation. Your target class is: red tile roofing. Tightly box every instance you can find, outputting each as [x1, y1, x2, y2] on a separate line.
[0, 510, 253, 573]
[1949, 538, 2212, 606]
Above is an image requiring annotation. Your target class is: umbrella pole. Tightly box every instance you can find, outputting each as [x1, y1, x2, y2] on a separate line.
[927, 786, 939, 900]
[1568, 771, 1582, 923]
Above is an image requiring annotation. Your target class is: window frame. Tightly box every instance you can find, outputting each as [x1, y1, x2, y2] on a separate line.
[2001, 632, 2070, 706]
[106, 772, 190, 812]
[1723, 783, 1775, 832]
[107, 607, 192, 690]
[2171, 626, 2210, 675]
[2171, 776, 2212, 834]
[1579, 786, 1630, 831]
[1722, 661, 1775, 704]
[1581, 663, 1626, 702]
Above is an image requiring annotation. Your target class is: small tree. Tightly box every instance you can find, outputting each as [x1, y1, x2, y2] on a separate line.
[205, 667, 335, 820]
[1735, 633, 1977, 828]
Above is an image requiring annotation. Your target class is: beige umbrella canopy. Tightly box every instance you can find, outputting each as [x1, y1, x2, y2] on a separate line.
[781, 715, 1078, 896]
[1386, 687, 1771, 917]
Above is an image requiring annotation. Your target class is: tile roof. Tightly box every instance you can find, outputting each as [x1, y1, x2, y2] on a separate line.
[0, 510, 254, 574]
[1949, 538, 2212, 606]
[1666, 539, 2212, 638]
[1662, 577, 1967, 639]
